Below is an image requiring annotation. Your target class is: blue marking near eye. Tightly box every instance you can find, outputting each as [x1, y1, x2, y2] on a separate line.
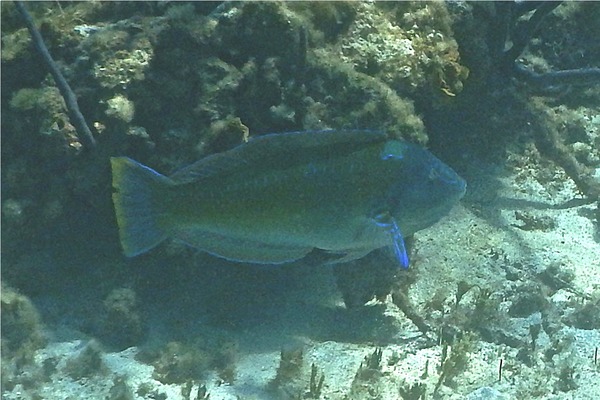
[389, 219, 409, 268]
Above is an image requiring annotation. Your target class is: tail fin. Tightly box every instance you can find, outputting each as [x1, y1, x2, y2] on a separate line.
[111, 157, 172, 257]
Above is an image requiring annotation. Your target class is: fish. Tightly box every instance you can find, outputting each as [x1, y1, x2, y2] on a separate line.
[110, 130, 466, 267]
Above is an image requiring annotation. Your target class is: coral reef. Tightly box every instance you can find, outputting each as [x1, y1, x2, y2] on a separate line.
[137, 333, 238, 386]
[339, 2, 468, 97]
[1, 1, 440, 261]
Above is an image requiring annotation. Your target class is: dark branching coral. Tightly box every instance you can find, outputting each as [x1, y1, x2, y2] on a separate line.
[528, 99, 600, 202]
[493, 1, 600, 89]
[482, 2, 600, 203]
[138, 334, 239, 386]
[398, 381, 426, 400]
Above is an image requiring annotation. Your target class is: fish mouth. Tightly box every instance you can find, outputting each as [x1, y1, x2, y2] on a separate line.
[441, 172, 467, 200]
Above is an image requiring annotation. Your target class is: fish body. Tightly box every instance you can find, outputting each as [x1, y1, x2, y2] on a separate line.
[111, 130, 466, 266]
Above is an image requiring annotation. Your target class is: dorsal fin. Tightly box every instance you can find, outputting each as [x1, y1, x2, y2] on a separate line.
[169, 130, 388, 184]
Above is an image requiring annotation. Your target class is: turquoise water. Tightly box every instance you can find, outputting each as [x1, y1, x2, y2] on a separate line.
[2, 2, 599, 399]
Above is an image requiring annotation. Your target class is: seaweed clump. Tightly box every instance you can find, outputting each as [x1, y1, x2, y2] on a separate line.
[64, 340, 106, 380]
[434, 332, 476, 393]
[137, 335, 238, 386]
[347, 348, 385, 400]
[0, 283, 47, 393]
[0, 283, 46, 361]
[100, 287, 145, 350]
[268, 346, 326, 399]
[563, 297, 600, 330]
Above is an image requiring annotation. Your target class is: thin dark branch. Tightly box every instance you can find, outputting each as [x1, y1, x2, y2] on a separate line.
[14, 1, 96, 149]
[513, 64, 600, 88]
[502, 1, 561, 69]
[495, 1, 600, 89]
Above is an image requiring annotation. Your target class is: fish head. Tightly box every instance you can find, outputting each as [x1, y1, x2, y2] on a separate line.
[380, 140, 466, 234]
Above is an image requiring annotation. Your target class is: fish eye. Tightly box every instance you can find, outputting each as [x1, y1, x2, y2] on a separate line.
[380, 141, 406, 161]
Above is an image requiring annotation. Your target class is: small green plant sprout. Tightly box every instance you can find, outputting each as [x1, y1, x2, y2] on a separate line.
[365, 348, 383, 371]
[353, 347, 383, 382]
[421, 359, 429, 379]
[305, 363, 325, 399]
[349, 348, 387, 399]
[434, 332, 476, 394]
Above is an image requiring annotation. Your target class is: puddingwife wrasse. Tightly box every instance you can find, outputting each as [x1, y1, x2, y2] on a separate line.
[111, 130, 466, 267]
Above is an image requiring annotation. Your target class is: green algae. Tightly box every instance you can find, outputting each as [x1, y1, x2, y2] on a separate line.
[64, 340, 106, 380]
[101, 288, 144, 350]
[0, 283, 46, 360]
[137, 334, 238, 386]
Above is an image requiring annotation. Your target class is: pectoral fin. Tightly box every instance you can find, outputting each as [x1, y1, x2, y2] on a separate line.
[373, 213, 409, 269]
